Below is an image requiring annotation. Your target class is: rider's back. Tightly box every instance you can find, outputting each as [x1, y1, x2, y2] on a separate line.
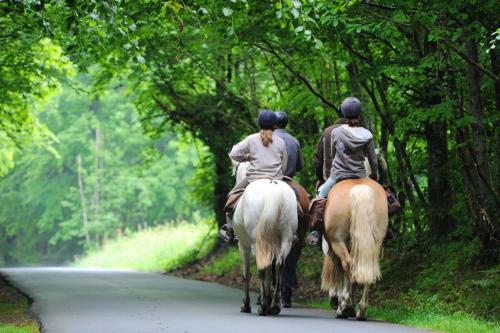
[330, 124, 378, 181]
[229, 133, 287, 182]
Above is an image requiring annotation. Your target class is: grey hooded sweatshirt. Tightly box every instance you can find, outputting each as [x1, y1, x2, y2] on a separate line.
[330, 124, 378, 181]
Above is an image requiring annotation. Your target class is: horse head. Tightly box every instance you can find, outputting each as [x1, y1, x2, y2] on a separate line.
[231, 159, 249, 185]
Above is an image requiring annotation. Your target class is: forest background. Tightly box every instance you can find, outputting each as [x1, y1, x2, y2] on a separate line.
[0, 0, 499, 330]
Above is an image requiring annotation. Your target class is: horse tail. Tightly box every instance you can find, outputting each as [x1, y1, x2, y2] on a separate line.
[321, 251, 335, 291]
[321, 247, 342, 291]
[255, 184, 283, 270]
[349, 184, 382, 284]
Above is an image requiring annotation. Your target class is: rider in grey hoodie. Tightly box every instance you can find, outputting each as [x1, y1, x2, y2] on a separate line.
[318, 97, 378, 197]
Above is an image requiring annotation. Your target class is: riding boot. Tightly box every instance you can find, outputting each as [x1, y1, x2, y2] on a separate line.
[306, 230, 322, 248]
[306, 197, 326, 249]
[218, 213, 238, 243]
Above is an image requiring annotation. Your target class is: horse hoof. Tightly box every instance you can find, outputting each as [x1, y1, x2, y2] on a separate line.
[240, 303, 251, 313]
[269, 305, 281, 316]
[329, 296, 339, 309]
[356, 310, 367, 321]
[345, 306, 356, 318]
[336, 306, 355, 319]
[257, 306, 268, 316]
[335, 309, 347, 319]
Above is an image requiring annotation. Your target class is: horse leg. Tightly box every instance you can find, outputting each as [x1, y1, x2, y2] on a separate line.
[257, 268, 269, 316]
[330, 240, 355, 319]
[329, 289, 339, 310]
[269, 261, 283, 315]
[265, 266, 273, 308]
[356, 283, 370, 321]
[327, 254, 343, 310]
[239, 245, 251, 313]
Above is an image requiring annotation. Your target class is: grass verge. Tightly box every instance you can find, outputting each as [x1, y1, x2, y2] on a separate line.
[173, 235, 500, 333]
[308, 299, 499, 333]
[75, 218, 217, 272]
[0, 275, 38, 333]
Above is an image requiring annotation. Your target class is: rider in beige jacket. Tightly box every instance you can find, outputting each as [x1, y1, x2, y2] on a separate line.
[219, 110, 287, 242]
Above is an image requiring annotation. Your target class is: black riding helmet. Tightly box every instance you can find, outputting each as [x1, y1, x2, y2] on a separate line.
[258, 109, 277, 130]
[274, 111, 288, 129]
[341, 97, 362, 118]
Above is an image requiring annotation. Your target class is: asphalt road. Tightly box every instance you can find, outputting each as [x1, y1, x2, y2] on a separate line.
[1, 268, 429, 333]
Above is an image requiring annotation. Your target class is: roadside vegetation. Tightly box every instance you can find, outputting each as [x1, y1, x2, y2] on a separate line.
[0, 276, 38, 333]
[172, 231, 499, 333]
[76, 217, 216, 272]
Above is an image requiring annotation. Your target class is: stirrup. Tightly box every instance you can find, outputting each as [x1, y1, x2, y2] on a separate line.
[306, 231, 322, 249]
[218, 224, 238, 243]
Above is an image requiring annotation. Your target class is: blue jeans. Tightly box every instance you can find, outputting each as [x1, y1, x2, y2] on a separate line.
[318, 177, 336, 198]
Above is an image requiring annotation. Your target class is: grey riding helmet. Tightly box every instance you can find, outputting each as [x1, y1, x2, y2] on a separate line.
[274, 111, 288, 128]
[258, 109, 277, 130]
[341, 97, 362, 118]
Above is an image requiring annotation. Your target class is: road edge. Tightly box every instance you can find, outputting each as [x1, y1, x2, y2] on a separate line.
[0, 270, 43, 333]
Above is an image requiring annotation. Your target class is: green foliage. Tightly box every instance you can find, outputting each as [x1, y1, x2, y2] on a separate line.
[3, 0, 498, 240]
[76, 217, 217, 272]
[0, 76, 211, 265]
[376, 237, 500, 322]
[201, 247, 241, 276]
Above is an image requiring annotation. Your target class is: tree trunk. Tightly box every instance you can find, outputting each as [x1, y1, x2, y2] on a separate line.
[489, 48, 500, 194]
[425, 119, 454, 235]
[213, 148, 232, 228]
[91, 126, 101, 227]
[89, 97, 101, 246]
[464, 36, 500, 247]
[76, 155, 90, 247]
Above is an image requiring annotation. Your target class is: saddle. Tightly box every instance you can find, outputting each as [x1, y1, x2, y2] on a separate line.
[308, 182, 403, 232]
[224, 178, 309, 233]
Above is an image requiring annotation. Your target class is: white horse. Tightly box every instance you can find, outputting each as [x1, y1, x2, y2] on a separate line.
[231, 161, 298, 315]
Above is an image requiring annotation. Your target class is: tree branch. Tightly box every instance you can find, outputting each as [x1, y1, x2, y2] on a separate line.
[253, 41, 341, 115]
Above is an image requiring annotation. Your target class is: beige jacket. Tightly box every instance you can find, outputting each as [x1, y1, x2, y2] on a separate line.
[229, 132, 288, 182]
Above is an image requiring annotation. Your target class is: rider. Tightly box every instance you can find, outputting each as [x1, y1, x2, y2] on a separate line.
[313, 117, 347, 190]
[273, 111, 304, 178]
[218, 109, 288, 242]
[308, 97, 379, 247]
[273, 110, 303, 308]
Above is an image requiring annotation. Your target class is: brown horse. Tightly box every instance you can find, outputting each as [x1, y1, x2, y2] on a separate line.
[321, 178, 388, 320]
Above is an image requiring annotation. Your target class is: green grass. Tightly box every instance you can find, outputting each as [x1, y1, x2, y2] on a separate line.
[308, 299, 499, 333]
[0, 325, 38, 333]
[75, 218, 217, 272]
[0, 276, 38, 333]
[201, 247, 241, 276]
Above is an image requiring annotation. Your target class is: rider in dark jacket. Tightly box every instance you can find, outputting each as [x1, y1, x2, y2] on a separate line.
[273, 111, 304, 308]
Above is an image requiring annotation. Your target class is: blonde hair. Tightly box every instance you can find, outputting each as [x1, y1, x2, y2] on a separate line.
[347, 117, 361, 127]
[260, 129, 273, 147]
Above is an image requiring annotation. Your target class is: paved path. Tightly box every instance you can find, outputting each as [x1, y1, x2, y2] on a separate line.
[2, 268, 429, 333]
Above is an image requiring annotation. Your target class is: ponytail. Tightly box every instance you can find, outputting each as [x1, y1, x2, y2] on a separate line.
[260, 129, 273, 147]
[347, 117, 361, 127]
